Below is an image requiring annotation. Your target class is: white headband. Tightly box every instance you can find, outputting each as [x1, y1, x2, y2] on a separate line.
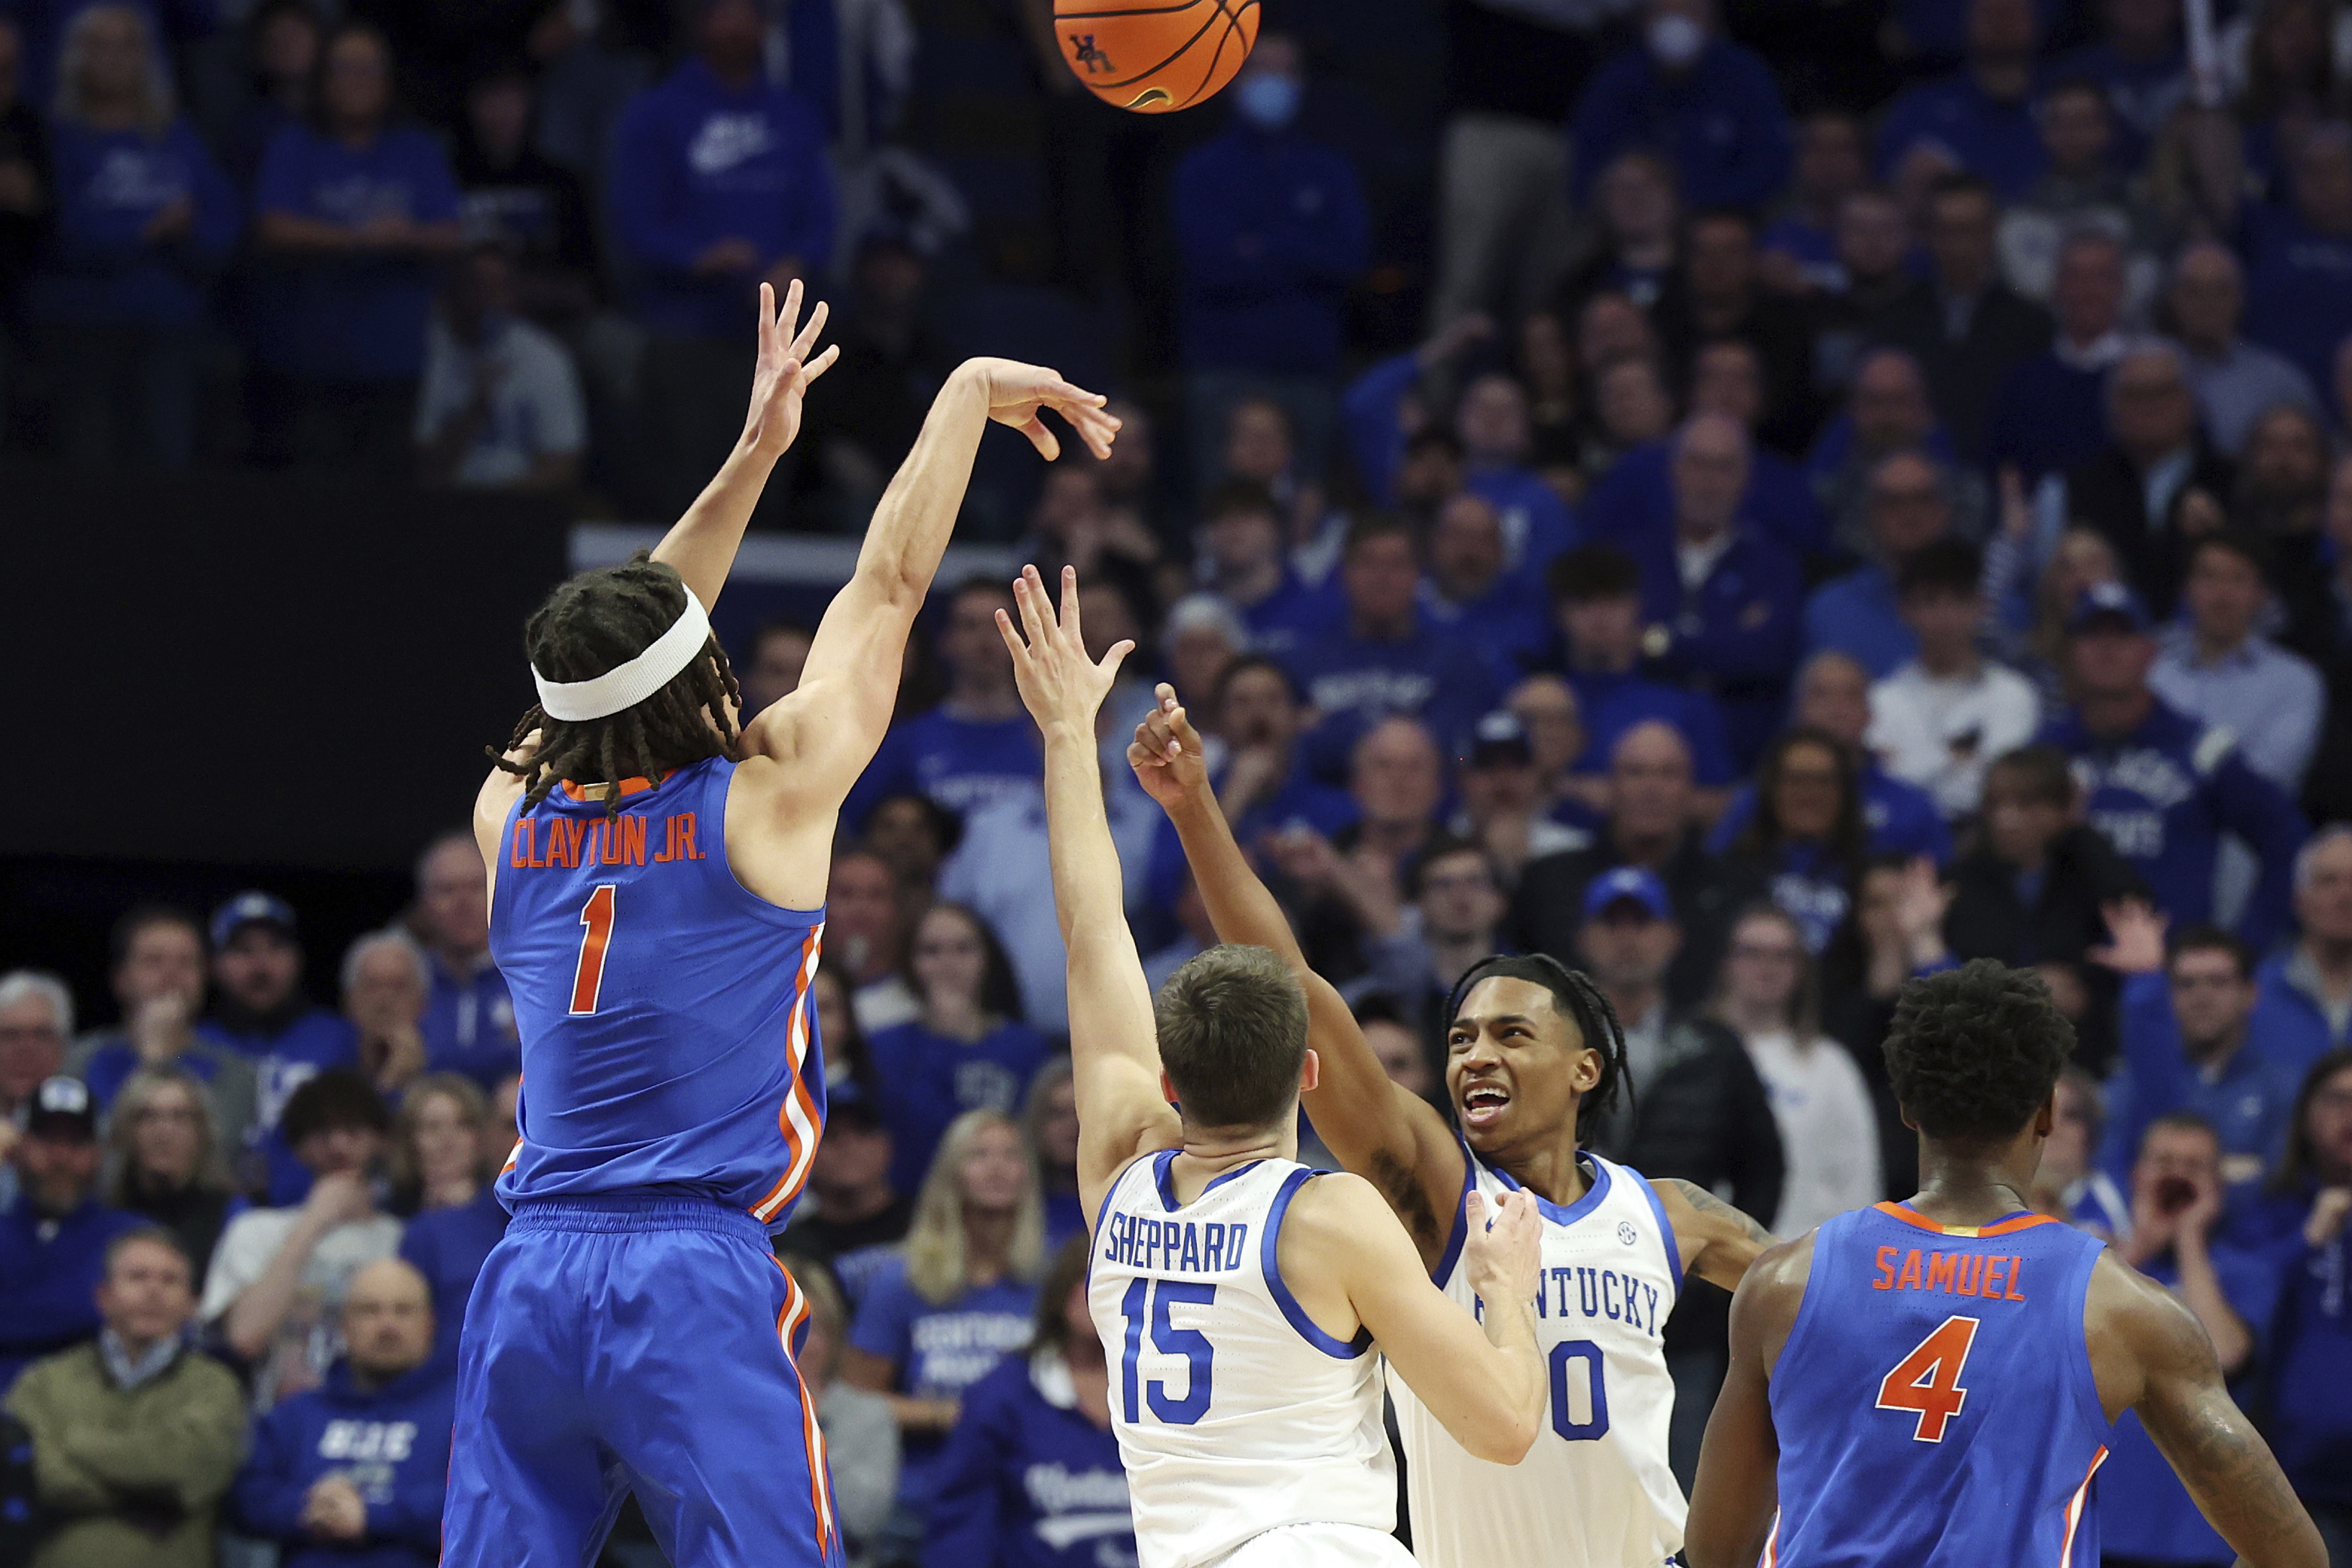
[533, 586, 713, 723]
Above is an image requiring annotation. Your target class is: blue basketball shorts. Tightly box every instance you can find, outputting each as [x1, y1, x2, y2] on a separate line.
[442, 1197, 842, 1568]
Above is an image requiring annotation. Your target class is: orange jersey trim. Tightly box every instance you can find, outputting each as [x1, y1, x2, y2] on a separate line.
[1874, 1201, 2061, 1239]
[558, 775, 659, 801]
[2057, 1446, 2109, 1568]
[772, 1259, 837, 1559]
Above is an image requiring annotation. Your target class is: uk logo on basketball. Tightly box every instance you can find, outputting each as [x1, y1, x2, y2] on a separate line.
[1069, 34, 1112, 72]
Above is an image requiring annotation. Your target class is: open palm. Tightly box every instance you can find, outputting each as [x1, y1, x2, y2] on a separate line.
[740, 279, 840, 460]
[997, 565, 1132, 730]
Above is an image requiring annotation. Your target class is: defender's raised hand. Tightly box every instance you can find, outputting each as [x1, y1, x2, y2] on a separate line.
[740, 279, 839, 461]
[1128, 683, 1212, 811]
[997, 566, 1133, 731]
[964, 360, 1121, 460]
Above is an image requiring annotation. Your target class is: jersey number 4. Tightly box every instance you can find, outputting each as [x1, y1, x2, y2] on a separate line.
[1876, 1314, 1981, 1443]
[1118, 1278, 1213, 1425]
[569, 885, 618, 1015]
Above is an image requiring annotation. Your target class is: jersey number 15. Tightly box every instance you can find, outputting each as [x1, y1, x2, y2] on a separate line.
[1118, 1279, 1213, 1425]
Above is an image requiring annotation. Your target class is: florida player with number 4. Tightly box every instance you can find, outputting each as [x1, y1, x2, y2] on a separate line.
[1127, 687, 1776, 1568]
[440, 282, 1122, 1568]
[997, 564, 1551, 1568]
[1683, 959, 2326, 1568]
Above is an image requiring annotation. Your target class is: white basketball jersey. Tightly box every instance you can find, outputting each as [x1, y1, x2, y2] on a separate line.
[1389, 1148, 1685, 1568]
[1087, 1151, 1397, 1568]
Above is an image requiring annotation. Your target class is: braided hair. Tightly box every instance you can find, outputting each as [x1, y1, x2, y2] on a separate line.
[491, 553, 744, 815]
[1444, 953, 1633, 1135]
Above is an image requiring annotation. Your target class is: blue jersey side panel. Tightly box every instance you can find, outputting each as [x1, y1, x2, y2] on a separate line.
[488, 757, 828, 1231]
[1767, 1206, 2114, 1568]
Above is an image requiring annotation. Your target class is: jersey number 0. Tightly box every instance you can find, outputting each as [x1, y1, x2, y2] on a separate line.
[569, 885, 618, 1015]
[1876, 1314, 1981, 1443]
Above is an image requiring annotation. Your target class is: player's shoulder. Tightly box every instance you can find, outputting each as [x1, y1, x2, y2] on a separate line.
[2085, 1243, 2204, 1355]
[1280, 1169, 1408, 1253]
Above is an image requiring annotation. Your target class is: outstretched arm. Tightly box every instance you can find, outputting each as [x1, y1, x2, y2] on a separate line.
[1002, 568, 1182, 1226]
[2103, 1257, 2325, 1568]
[1653, 1178, 1780, 1292]
[1129, 691, 1466, 1270]
[651, 280, 838, 612]
[742, 357, 1118, 806]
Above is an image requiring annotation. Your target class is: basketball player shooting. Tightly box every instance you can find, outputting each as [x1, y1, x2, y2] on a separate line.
[1683, 960, 2323, 1568]
[1128, 688, 1778, 1568]
[440, 282, 1121, 1568]
[997, 564, 1551, 1568]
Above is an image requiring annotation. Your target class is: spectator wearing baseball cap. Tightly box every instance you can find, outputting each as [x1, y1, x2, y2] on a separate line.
[195, 892, 360, 1206]
[2038, 582, 2309, 955]
[0, 1077, 146, 1392]
[1570, 863, 1784, 1484]
[1448, 712, 1593, 888]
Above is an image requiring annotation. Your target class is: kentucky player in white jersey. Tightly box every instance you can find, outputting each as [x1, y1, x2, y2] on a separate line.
[996, 566, 1551, 1568]
[1128, 692, 1779, 1568]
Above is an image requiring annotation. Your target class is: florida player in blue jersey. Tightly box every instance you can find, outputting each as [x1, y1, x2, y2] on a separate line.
[440, 280, 1121, 1568]
[1684, 959, 2325, 1568]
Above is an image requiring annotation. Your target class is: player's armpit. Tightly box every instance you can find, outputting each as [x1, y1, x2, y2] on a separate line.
[2121, 1270, 2326, 1568]
[1654, 1177, 1779, 1291]
[1298, 970, 1466, 1270]
[1298, 1175, 1545, 1465]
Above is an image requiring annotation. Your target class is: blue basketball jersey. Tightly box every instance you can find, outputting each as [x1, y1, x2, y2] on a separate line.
[1765, 1203, 2114, 1568]
[489, 757, 827, 1231]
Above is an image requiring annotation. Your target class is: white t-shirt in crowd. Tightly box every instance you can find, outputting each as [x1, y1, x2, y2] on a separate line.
[1866, 658, 2040, 819]
[198, 1207, 406, 1322]
[414, 314, 587, 487]
[1739, 1028, 1881, 1237]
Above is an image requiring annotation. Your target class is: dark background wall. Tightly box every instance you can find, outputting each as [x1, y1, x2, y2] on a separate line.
[1, 467, 574, 1024]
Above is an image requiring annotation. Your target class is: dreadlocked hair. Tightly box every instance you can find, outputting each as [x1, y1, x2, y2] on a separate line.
[1445, 953, 1634, 1135]
[491, 552, 744, 816]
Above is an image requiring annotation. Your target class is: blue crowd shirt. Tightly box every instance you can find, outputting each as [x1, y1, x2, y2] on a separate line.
[2095, 1242, 2277, 1564]
[1420, 570, 1555, 679]
[2241, 204, 2352, 406]
[196, 1007, 360, 1206]
[419, 953, 517, 1089]
[1466, 465, 1580, 576]
[1172, 125, 1368, 376]
[1568, 37, 1794, 210]
[1874, 71, 2048, 200]
[1229, 569, 1343, 658]
[1984, 349, 2116, 484]
[1804, 563, 1916, 680]
[1623, 527, 1807, 771]
[233, 1358, 457, 1568]
[923, 1351, 1135, 1568]
[1709, 764, 1954, 866]
[2096, 971, 2304, 1189]
[2048, 40, 2186, 169]
[863, 1018, 1054, 1199]
[849, 1254, 1040, 1518]
[1582, 437, 1830, 562]
[2256, 1200, 2352, 1505]
[0, 1195, 146, 1392]
[2039, 698, 2307, 954]
[250, 123, 460, 382]
[2246, 951, 2351, 1078]
[1286, 622, 1504, 774]
[847, 707, 1042, 829]
[27, 118, 239, 328]
[396, 1187, 509, 1360]
[1221, 760, 1358, 849]
[1567, 667, 1738, 785]
[609, 58, 837, 341]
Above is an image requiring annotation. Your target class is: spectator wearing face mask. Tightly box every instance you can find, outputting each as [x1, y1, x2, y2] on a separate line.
[1172, 33, 1369, 493]
[1568, 0, 1792, 213]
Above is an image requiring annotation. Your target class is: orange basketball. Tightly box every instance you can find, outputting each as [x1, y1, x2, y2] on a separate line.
[1052, 0, 1260, 114]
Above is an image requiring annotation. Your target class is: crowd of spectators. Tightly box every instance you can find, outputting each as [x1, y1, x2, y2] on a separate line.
[11, 0, 2352, 1560]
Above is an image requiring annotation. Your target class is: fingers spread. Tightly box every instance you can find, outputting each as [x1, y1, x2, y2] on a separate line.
[791, 298, 830, 359]
[993, 607, 1026, 662]
[1100, 638, 1136, 680]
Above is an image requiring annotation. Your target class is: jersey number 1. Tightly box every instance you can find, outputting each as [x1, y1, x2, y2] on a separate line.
[1876, 1314, 1981, 1442]
[569, 884, 618, 1015]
